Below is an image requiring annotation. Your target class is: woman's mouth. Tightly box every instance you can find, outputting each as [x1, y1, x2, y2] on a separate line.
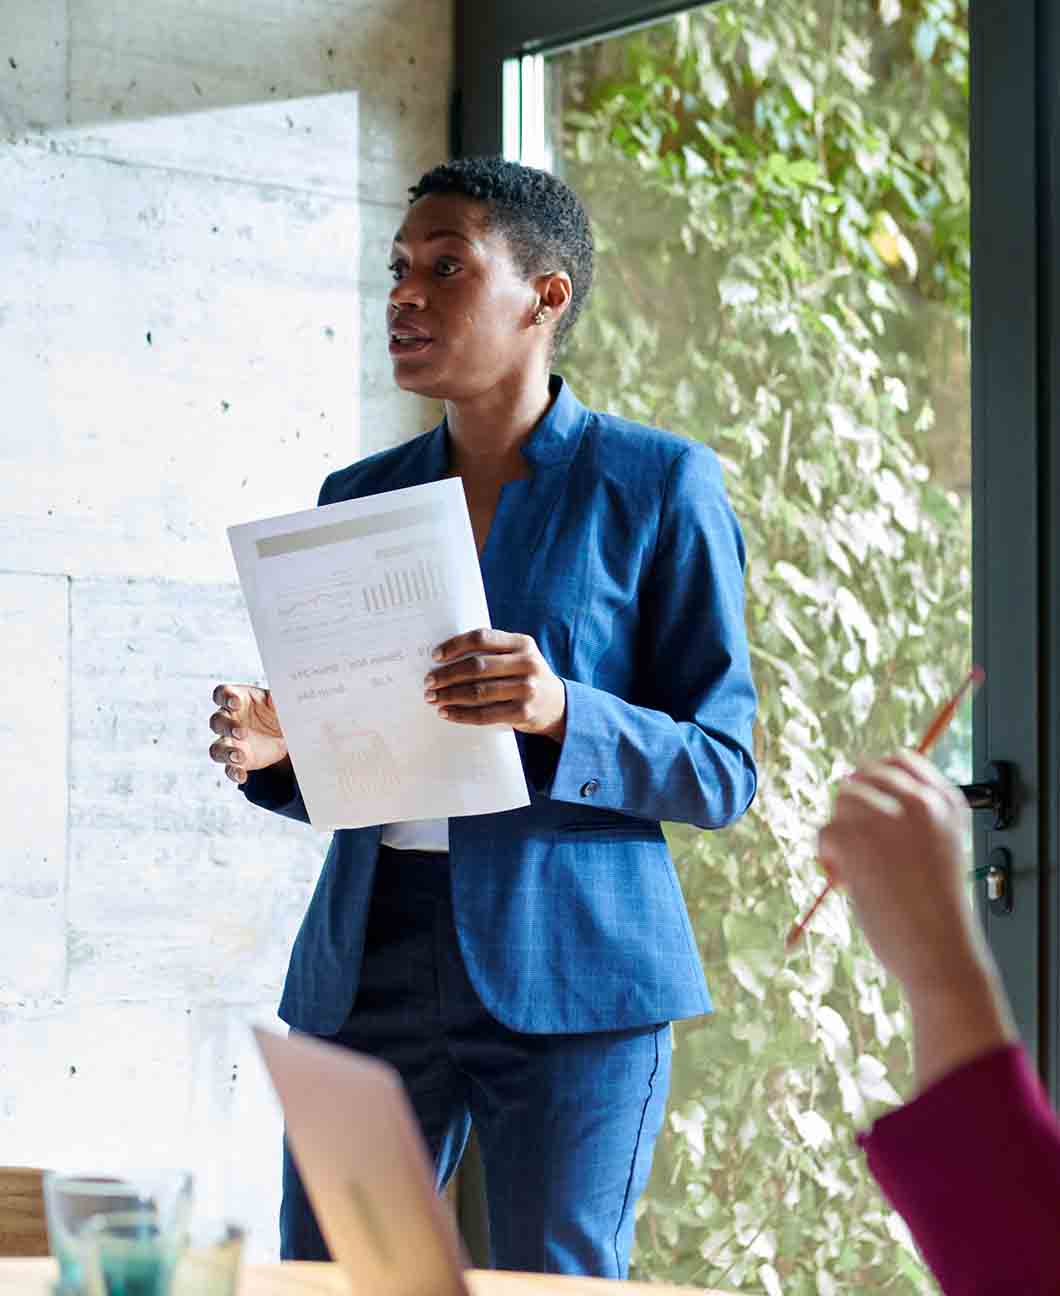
[389, 330, 434, 357]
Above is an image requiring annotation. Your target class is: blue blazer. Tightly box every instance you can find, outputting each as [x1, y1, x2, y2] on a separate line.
[243, 377, 757, 1036]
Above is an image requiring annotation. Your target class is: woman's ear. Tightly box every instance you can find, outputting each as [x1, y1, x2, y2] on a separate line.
[535, 271, 574, 321]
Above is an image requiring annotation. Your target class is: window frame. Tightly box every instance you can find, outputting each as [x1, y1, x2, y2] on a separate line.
[1038, 0, 1060, 1101]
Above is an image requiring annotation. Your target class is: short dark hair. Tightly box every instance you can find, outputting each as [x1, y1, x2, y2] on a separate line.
[409, 157, 594, 351]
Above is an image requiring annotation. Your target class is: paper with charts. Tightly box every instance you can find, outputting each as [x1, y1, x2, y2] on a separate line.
[228, 478, 530, 830]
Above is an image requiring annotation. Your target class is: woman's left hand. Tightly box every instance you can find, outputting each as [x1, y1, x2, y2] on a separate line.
[424, 628, 567, 742]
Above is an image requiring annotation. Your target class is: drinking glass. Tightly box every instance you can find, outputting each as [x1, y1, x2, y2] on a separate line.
[42, 1171, 193, 1295]
[82, 1205, 193, 1296]
[171, 1220, 245, 1296]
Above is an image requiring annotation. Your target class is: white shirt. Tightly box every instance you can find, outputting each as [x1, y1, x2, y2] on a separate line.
[380, 817, 450, 852]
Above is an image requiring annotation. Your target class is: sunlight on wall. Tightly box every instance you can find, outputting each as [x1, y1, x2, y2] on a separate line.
[1, 0, 450, 1258]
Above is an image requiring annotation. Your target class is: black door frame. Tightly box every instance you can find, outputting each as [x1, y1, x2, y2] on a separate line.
[454, 0, 1060, 1100]
[1038, 0, 1060, 1102]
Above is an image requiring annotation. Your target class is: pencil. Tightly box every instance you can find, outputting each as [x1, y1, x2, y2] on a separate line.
[784, 664, 985, 952]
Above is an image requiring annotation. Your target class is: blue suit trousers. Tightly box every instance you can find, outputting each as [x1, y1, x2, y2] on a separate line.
[280, 847, 672, 1277]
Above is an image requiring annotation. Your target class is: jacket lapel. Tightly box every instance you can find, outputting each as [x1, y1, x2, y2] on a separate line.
[386, 422, 448, 490]
[479, 378, 591, 619]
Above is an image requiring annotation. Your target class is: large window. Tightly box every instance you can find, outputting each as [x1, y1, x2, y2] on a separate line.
[457, 0, 1059, 1291]
[540, 8, 970, 1290]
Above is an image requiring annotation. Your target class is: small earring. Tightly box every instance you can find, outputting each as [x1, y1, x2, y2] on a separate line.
[533, 307, 549, 326]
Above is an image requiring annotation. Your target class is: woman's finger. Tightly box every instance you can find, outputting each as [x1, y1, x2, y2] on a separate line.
[432, 628, 528, 663]
[425, 652, 532, 691]
[834, 774, 904, 817]
[841, 761, 930, 810]
[437, 700, 527, 726]
[427, 675, 531, 707]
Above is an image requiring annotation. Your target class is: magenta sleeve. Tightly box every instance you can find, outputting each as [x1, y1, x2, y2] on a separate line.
[859, 1044, 1060, 1294]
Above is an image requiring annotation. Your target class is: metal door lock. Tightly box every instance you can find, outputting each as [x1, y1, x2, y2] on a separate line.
[985, 847, 1013, 916]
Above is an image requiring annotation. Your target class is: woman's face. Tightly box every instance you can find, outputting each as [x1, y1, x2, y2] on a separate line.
[387, 193, 542, 400]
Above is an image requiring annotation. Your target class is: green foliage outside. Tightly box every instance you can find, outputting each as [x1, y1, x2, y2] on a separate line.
[556, 1, 970, 1290]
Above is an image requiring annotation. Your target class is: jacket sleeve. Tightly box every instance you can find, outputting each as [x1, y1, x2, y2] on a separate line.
[529, 443, 757, 828]
[240, 759, 311, 824]
[238, 472, 342, 827]
[859, 1045, 1060, 1294]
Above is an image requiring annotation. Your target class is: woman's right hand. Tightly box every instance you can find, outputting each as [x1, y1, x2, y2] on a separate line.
[209, 684, 289, 786]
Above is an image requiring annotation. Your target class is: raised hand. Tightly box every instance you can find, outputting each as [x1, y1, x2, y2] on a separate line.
[424, 628, 567, 742]
[818, 752, 975, 994]
[208, 683, 289, 785]
[818, 751, 1014, 1091]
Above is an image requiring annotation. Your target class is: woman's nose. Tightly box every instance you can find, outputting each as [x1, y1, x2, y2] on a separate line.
[389, 276, 427, 311]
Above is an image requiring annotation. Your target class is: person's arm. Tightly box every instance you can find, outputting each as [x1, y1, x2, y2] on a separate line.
[426, 445, 757, 828]
[819, 754, 1060, 1293]
[545, 445, 757, 826]
[818, 754, 1015, 1091]
[240, 757, 310, 823]
[208, 683, 310, 824]
[904, 965, 1014, 1094]
[858, 1043, 1060, 1296]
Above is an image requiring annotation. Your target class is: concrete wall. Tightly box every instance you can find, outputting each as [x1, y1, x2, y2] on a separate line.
[0, 0, 450, 1257]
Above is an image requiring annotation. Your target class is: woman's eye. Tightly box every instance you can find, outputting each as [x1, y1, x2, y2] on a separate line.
[435, 258, 460, 277]
[388, 262, 404, 282]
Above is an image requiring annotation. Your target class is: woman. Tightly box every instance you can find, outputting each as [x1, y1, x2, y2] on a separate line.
[822, 751, 1060, 1294]
[208, 157, 758, 1276]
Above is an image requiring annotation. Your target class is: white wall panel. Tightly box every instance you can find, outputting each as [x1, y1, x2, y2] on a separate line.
[0, 572, 68, 1001]
[0, 0, 450, 1258]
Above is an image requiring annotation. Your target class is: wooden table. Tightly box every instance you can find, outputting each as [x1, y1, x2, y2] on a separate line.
[0, 1258, 733, 1296]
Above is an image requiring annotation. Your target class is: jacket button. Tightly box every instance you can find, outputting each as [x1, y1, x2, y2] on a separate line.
[579, 779, 600, 797]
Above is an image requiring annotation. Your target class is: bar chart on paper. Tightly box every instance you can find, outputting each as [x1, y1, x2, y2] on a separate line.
[362, 557, 447, 613]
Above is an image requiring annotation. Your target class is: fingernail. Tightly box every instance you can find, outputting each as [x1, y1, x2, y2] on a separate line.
[424, 689, 437, 702]
[437, 707, 449, 719]
[423, 674, 435, 688]
[432, 648, 443, 661]
[233, 728, 246, 740]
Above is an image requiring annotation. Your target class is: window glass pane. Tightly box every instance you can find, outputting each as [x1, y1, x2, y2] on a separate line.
[537, 3, 971, 1290]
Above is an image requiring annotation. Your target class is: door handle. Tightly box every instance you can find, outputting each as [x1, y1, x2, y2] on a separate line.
[959, 760, 1014, 830]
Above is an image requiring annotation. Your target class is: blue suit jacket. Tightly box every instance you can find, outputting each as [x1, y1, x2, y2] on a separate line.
[243, 378, 757, 1036]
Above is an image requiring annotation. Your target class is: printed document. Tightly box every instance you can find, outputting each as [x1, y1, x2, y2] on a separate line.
[228, 479, 530, 830]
